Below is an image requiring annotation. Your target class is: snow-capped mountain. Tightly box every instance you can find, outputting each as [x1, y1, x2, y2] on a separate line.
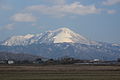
[1, 27, 97, 46]
[0, 27, 120, 60]
[1, 34, 42, 46]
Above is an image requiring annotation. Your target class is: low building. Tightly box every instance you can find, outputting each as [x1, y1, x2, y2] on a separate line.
[0, 60, 7, 64]
[93, 59, 100, 62]
[8, 60, 14, 64]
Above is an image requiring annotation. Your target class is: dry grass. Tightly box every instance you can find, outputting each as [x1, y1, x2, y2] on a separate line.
[0, 65, 120, 80]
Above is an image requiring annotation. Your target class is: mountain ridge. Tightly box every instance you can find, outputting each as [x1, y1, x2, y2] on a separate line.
[1, 27, 97, 46]
[0, 27, 120, 60]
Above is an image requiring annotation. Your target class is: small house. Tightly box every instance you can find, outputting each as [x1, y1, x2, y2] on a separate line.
[8, 60, 14, 64]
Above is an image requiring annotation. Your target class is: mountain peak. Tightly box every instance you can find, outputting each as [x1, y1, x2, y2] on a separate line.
[53, 28, 75, 43]
[53, 27, 73, 33]
[1, 27, 95, 46]
[43, 27, 91, 44]
[56, 27, 72, 31]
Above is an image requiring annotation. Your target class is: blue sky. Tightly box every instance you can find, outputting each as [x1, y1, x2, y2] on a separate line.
[0, 0, 120, 43]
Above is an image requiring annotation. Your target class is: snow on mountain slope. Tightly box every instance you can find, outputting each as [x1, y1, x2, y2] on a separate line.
[2, 34, 43, 46]
[2, 34, 34, 46]
[1, 27, 97, 46]
[52, 28, 89, 43]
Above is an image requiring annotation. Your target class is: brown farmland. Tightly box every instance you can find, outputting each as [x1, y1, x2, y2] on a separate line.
[0, 64, 120, 80]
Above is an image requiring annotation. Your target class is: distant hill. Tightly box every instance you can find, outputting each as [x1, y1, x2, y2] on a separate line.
[0, 52, 41, 61]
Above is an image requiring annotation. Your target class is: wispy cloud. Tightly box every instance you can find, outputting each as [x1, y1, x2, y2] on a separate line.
[11, 13, 37, 22]
[26, 2, 101, 17]
[0, 23, 15, 31]
[0, 5, 12, 10]
[103, 0, 120, 6]
[46, 0, 66, 5]
[107, 10, 117, 14]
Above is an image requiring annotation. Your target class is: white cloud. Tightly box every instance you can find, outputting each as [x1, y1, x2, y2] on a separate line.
[11, 13, 37, 22]
[26, 2, 101, 17]
[31, 23, 37, 26]
[0, 5, 12, 10]
[2, 23, 15, 30]
[47, 0, 66, 5]
[103, 0, 120, 6]
[107, 10, 117, 14]
[5, 23, 15, 30]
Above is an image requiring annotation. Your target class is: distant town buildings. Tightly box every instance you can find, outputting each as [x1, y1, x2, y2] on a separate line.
[0, 57, 120, 65]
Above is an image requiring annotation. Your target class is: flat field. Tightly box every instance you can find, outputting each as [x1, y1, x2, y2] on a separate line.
[0, 64, 120, 80]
